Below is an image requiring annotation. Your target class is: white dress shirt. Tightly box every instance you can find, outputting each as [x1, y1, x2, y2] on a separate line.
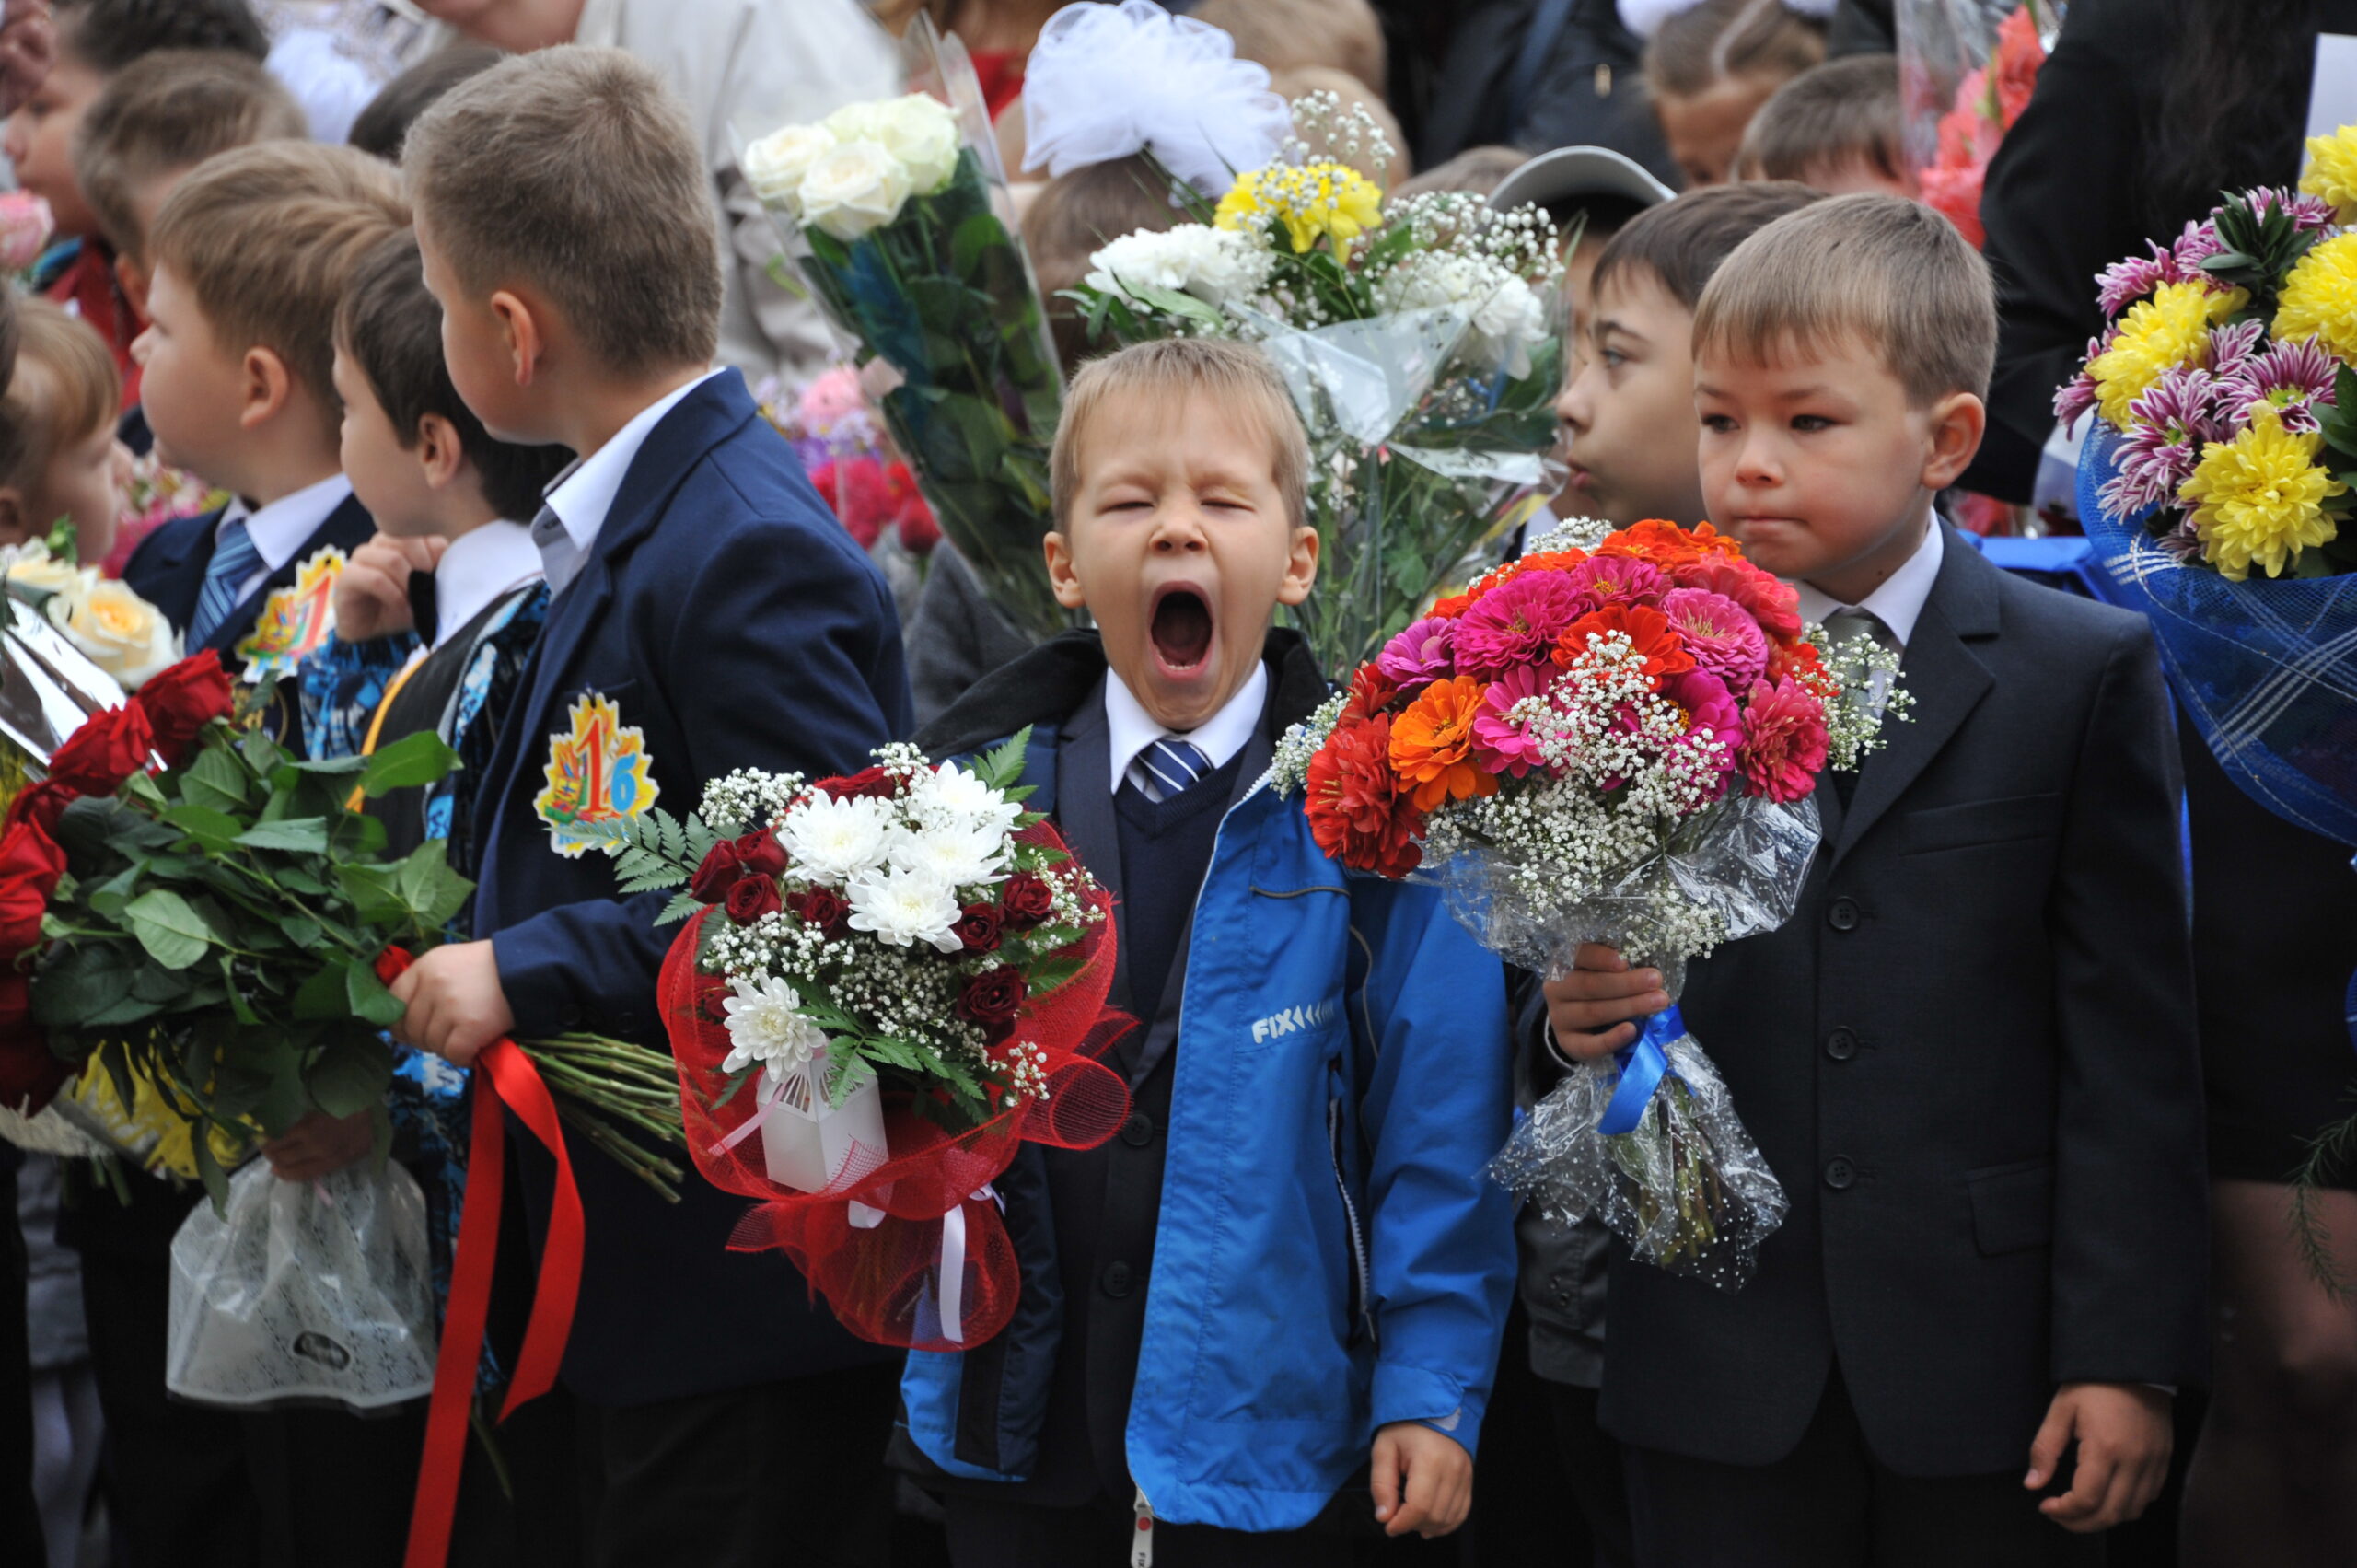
[219, 472, 353, 603]
[1104, 661, 1269, 798]
[533, 370, 728, 595]
[1791, 514, 1945, 653]
[430, 520, 544, 651]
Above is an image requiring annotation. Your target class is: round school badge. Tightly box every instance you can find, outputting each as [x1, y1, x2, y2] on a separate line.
[233, 546, 346, 680]
[534, 692, 659, 857]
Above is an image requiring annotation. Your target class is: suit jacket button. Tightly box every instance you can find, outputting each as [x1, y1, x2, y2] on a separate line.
[1824, 1157, 1857, 1191]
[1120, 1112, 1153, 1147]
[1102, 1261, 1133, 1298]
[1828, 897, 1861, 932]
[1826, 1027, 1858, 1062]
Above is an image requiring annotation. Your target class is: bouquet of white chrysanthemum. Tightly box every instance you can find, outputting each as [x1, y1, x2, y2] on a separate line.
[1068, 90, 1569, 677]
[605, 734, 1132, 1351]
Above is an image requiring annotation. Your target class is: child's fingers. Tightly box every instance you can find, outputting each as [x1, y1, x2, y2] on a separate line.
[1545, 1018, 1634, 1063]
[1386, 1454, 1439, 1538]
[2038, 1443, 2115, 1530]
[1570, 942, 1628, 971]
[1368, 1429, 1401, 1524]
[2022, 1400, 2073, 1490]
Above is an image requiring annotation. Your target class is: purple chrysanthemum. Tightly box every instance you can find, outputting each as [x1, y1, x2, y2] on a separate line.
[2054, 331, 2113, 425]
[2206, 318, 2268, 375]
[2170, 218, 2226, 273]
[2221, 335, 2340, 435]
[2242, 186, 2339, 234]
[2107, 366, 2234, 514]
[1376, 616, 1457, 691]
[1452, 574, 1593, 677]
[2096, 246, 2176, 316]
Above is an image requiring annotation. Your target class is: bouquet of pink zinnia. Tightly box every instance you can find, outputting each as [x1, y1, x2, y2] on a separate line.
[1267, 517, 1902, 1287]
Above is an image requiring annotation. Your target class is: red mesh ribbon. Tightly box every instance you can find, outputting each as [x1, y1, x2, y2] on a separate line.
[657, 819, 1130, 1351]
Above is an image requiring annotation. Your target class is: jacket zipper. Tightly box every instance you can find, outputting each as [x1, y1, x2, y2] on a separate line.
[1131, 1487, 1155, 1566]
[1328, 1095, 1374, 1346]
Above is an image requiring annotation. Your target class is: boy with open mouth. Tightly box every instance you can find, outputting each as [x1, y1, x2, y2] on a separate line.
[895, 336, 1517, 1564]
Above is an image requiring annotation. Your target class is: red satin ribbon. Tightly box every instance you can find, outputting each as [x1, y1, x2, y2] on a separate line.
[377, 950, 585, 1568]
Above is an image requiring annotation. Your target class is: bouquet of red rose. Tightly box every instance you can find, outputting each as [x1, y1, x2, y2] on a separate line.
[0, 653, 683, 1196]
[603, 732, 1131, 1350]
[1268, 518, 1902, 1287]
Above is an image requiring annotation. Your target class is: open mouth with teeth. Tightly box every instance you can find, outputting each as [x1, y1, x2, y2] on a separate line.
[1149, 584, 1214, 678]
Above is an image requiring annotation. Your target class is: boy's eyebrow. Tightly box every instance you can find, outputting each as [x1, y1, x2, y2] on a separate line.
[1592, 317, 1645, 343]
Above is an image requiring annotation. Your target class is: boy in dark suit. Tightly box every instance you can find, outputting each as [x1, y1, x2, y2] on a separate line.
[69, 138, 401, 1568]
[899, 338, 1515, 1565]
[1540, 193, 2207, 1566]
[387, 47, 911, 1567]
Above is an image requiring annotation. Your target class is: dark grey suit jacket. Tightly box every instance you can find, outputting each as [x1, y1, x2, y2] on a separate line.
[1596, 530, 2208, 1477]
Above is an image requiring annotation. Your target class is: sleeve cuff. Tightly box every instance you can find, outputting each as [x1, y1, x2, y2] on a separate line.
[1371, 1361, 1480, 1457]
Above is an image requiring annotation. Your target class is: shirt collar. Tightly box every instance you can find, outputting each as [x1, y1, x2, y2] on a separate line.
[1103, 660, 1269, 798]
[1790, 514, 1945, 651]
[539, 369, 726, 559]
[430, 520, 544, 650]
[222, 473, 352, 573]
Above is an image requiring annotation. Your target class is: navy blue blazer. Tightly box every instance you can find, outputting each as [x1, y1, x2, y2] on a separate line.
[122, 493, 377, 754]
[470, 372, 912, 1404]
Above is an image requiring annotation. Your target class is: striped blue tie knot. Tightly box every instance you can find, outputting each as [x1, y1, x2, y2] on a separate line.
[1128, 737, 1212, 803]
[189, 517, 261, 647]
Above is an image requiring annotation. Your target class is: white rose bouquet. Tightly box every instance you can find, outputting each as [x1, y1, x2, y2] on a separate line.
[5, 542, 180, 691]
[1068, 92, 1572, 677]
[739, 24, 1067, 639]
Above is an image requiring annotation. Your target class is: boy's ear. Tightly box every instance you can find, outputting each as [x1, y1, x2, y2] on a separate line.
[1042, 529, 1088, 610]
[1921, 391, 1986, 492]
[113, 252, 150, 319]
[413, 412, 468, 491]
[490, 288, 544, 388]
[1276, 523, 1320, 608]
[237, 346, 296, 431]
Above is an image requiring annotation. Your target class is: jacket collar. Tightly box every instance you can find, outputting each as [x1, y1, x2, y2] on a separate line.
[1827, 522, 2002, 865]
[916, 626, 1329, 761]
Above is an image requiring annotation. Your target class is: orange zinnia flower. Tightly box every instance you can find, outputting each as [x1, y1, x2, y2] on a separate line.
[1553, 603, 1696, 685]
[1597, 518, 1746, 569]
[1388, 675, 1501, 811]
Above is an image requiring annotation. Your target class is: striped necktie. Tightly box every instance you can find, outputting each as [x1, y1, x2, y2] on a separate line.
[189, 517, 261, 646]
[1126, 737, 1213, 803]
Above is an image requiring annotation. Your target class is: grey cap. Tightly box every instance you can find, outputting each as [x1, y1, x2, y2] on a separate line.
[1490, 145, 1677, 215]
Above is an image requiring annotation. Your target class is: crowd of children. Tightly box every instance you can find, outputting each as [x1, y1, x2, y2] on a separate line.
[0, 3, 2348, 1568]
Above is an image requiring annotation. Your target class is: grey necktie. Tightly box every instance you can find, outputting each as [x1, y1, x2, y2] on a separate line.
[1821, 607, 1900, 716]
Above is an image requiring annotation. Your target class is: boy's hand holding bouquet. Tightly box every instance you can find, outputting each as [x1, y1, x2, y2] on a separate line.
[1271, 517, 1901, 1287]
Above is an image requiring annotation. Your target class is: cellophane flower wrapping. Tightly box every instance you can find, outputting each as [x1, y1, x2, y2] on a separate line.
[1269, 517, 1902, 1288]
[1068, 91, 1568, 678]
[1898, 1, 2053, 249]
[612, 736, 1132, 1350]
[738, 19, 1068, 640]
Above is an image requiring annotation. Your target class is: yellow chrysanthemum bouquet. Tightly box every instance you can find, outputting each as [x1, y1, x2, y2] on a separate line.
[1067, 91, 1569, 676]
[2061, 124, 2357, 580]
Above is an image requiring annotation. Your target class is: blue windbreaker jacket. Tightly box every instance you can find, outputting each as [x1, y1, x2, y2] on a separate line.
[899, 633, 1517, 1531]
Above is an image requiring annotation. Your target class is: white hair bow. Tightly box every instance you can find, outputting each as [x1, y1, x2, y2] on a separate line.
[1020, 0, 1291, 194]
[1617, 0, 1837, 43]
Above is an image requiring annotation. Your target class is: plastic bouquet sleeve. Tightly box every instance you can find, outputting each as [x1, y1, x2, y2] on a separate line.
[738, 20, 1070, 642]
[2078, 427, 2357, 844]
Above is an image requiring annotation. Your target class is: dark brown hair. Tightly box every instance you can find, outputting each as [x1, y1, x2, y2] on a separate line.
[73, 49, 307, 262]
[1590, 180, 1822, 311]
[347, 44, 504, 162]
[53, 0, 267, 73]
[1734, 52, 1902, 184]
[336, 233, 575, 523]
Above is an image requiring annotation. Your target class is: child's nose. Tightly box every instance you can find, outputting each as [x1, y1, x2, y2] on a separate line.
[128, 327, 153, 366]
[1151, 505, 1210, 550]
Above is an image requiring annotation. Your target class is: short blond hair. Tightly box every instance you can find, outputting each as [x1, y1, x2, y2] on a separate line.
[74, 50, 306, 262]
[149, 141, 409, 422]
[0, 298, 121, 489]
[403, 47, 721, 377]
[1733, 54, 1902, 185]
[1692, 192, 1994, 405]
[1051, 338, 1310, 530]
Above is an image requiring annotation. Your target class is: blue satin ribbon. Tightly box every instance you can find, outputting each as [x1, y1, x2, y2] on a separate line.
[1597, 1006, 1685, 1136]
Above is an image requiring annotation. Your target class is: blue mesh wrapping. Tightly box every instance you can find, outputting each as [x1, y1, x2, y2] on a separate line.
[2077, 428, 2357, 849]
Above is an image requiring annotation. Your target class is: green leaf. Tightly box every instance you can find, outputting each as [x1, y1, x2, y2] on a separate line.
[389, 838, 473, 931]
[284, 752, 368, 776]
[345, 960, 407, 1028]
[304, 1030, 392, 1118]
[973, 726, 1034, 794]
[221, 955, 261, 1027]
[183, 746, 250, 814]
[235, 817, 331, 854]
[275, 866, 329, 897]
[276, 913, 321, 948]
[360, 730, 460, 797]
[192, 1129, 229, 1213]
[292, 958, 354, 1021]
[122, 889, 215, 970]
[335, 863, 408, 930]
[161, 804, 244, 854]
[656, 890, 703, 926]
